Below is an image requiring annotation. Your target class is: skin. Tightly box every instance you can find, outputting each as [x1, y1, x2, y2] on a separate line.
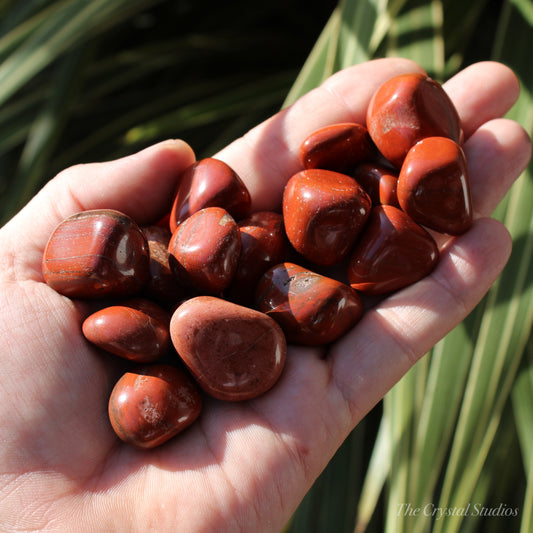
[0, 58, 531, 532]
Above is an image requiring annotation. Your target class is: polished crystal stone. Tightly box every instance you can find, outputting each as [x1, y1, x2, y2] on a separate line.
[82, 298, 171, 362]
[255, 262, 364, 345]
[168, 207, 241, 295]
[366, 73, 463, 168]
[170, 296, 286, 401]
[299, 122, 372, 173]
[282, 169, 371, 265]
[398, 136, 472, 235]
[169, 158, 251, 232]
[108, 364, 202, 449]
[42, 209, 149, 299]
[347, 205, 439, 294]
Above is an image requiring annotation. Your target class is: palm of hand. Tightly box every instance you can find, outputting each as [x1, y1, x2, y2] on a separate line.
[0, 59, 530, 532]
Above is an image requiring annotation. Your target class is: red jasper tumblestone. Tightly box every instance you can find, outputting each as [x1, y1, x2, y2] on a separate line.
[82, 298, 171, 362]
[169, 158, 251, 233]
[42, 209, 149, 299]
[299, 122, 373, 173]
[366, 73, 463, 169]
[168, 207, 242, 295]
[398, 136, 472, 235]
[352, 163, 400, 207]
[283, 169, 372, 266]
[170, 296, 286, 401]
[255, 262, 364, 346]
[142, 225, 186, 305]
[225, 211, 288, 304]
[348, 205, 439, 295]
[108, 363, 203, 449]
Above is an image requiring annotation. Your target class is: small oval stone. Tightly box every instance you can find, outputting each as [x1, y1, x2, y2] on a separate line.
[42, 209, 149, 299]
[352, 163, 400, 207]
[142, 225, 186, 305]
[225, 211, 288, 304]
[347, 205, 439, 294]
[366, 73, 463, 168]
[82, 298, 171, 362]
[397, 136, 472, 235]
[168, 207, 242, 295]
[282, 169, 371, 265]
[299, 122, 373, 173]
[108, 364, 202, 449]
[170, 296, 286, 401]
[169, 158, 251, 232]
[255, 262, 363, 345]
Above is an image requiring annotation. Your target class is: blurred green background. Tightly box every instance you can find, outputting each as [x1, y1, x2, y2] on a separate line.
[0, 1, 531, 532]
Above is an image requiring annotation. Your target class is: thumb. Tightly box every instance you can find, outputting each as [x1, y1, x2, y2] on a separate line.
[0, 139, 195, 279]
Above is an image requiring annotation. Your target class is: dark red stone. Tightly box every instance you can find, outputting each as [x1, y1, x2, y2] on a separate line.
[397, 136, 472, 235]
[170, 296, 286, 401]
[168, 207, 241, 295]
[352, 163, 400, 207]
[282, 169, 371, 265]
[225, 211, 288, 304]
[42, 209, 149, 299]
[169, 158, 251, 233]
[347, 205, 439, 294]
[82, 298, 171, 362]
[366, 73, 463, 168]
[108, 364, 202, 449]
[255, 262, 364, 346]
[299, 122, 372, 173]
[142, 225, 186, 305]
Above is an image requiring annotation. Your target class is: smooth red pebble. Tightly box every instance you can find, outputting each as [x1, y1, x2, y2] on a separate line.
[299, 122, 373, 173]
[108, 364, 202, 449]
[366, 73, 463, 168]
[352, 163, 400, 207]
[255, 262, 363, 346]
[169, 158, 251, 233]
[282, 169, 371, 265]
[42, 209, 149, 299]
[398, 136, 472, 235]
[225, 211, 288, 304]
[170, 296, 286, 401]
[82, 298, 171, 362]
[142, 225, 186, 305]
[168, 207, 241, 295]
[347, 205, 439, 295]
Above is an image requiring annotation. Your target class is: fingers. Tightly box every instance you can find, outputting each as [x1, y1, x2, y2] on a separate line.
[443, 61, 521, 140]
[216, 59, 522, 212]
[216, 58, 425, 211]
[327, 216, 512, 426]
[2, 139, 196, 255]
[465, 118, 532, 217]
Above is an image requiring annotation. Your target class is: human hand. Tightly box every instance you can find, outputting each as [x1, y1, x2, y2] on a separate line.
[0, 58, 530, 532]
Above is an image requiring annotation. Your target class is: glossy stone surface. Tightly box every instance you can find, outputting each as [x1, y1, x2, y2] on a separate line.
[142, 225, 186, 305]
[225, 211, 288, 304]
[108, 364, 202, 449]
[255, 262, 363, 346]
[299, 122, 372, 173]
[42, 209, 150, 299]
[366, 73, 463, 168]
[168, 207, 242, 295]
[398, 136, 472, 235]
[348, 205, 439, 294]
[169, 158, 251, 232]
[170, 296, 286, 401]
[283, 169, 372, 265]
[82, 298, 171, 362]
[352, 163, 399, 207]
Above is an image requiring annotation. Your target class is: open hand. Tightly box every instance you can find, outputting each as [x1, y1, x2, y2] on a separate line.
[0, 58, 530, 532]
